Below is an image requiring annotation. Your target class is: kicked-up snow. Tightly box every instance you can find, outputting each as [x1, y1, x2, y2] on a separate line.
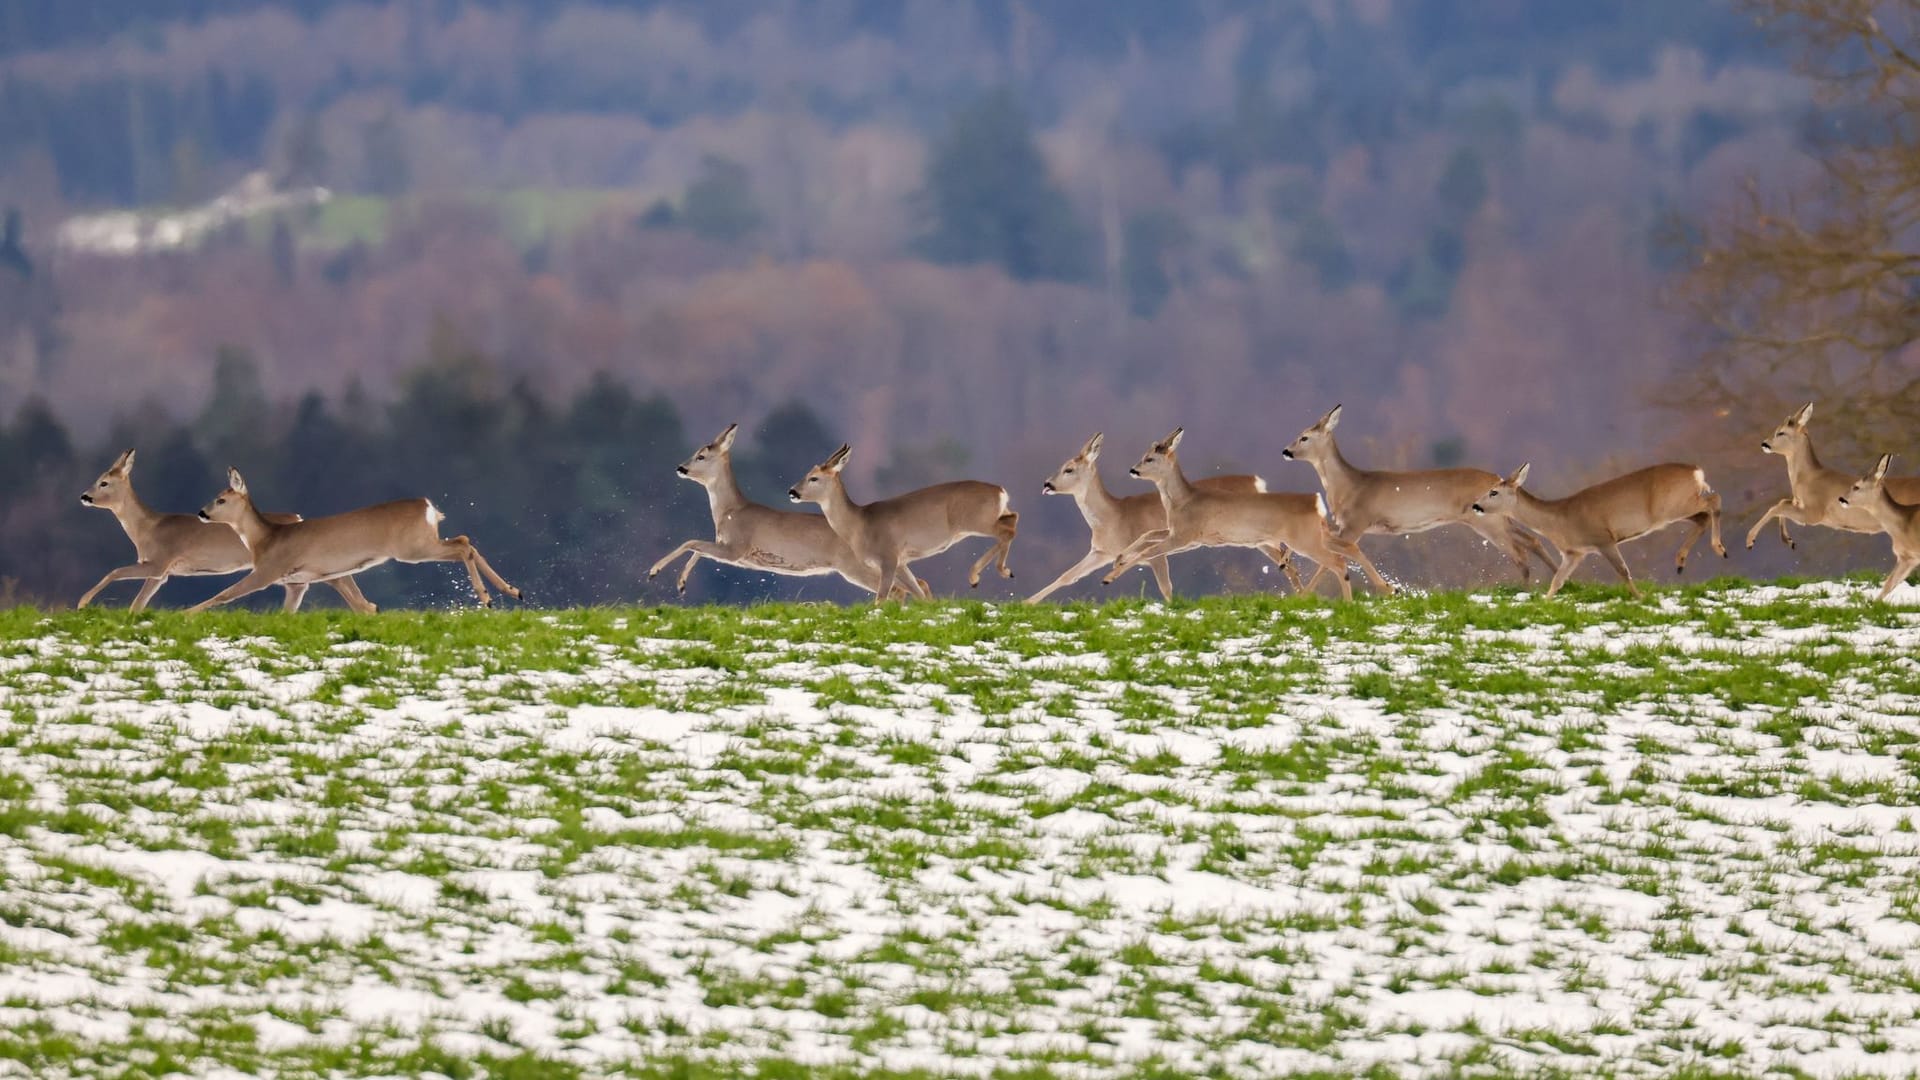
[0, 581, 1918, 1077]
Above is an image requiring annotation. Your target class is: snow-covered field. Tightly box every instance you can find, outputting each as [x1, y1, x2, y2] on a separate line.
[2, 581, 1919, 1078]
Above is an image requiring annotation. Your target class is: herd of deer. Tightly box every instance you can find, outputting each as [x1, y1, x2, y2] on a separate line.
[72, 403, 1920, 613]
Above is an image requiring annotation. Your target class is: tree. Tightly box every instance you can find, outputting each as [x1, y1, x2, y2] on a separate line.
[195, 345, 270, 470]
[914, 88, 1093, 283]
[362, 113, 410, 196]
[681, 156, 763, 243]
[0, 207, 29, 279]
[1677, 0, 1920, 443]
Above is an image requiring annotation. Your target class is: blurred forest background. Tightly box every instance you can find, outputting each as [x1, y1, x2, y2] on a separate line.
[0, 0, 1855, 606]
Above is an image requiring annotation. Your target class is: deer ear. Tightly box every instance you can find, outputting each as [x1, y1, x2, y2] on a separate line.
[111, 448, 136, 473]
[716, 423, 738, 450]
[1083, 432, 1103, 458]
[1794, 402, 1815, 427]
[1163, 427, 1185, 450]
[824, 444, 851, 472]
[1511, 462, 1530, 487]
[1874, 453, 1892, 481]
[1322, 404, 1343, 431]
[226, 467, 248, 495]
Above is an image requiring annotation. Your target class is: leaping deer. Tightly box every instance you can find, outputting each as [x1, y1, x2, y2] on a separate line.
[648, 423, 921, 598]
[787, 444, 1017, 604]
[1282, 404, 1553, 589]
[190, 467, 521, 612]
[76, 449, 369, 612]
[1101, 428, 1380, 600]
[1029, 432, 1297, 602]
[1746, 402, 1920, 550]
[1469, 462, 1725, 598]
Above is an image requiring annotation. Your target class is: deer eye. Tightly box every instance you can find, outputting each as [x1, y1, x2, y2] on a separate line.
[1064, 467, 1075, 474]
[98, 481, 108, 488]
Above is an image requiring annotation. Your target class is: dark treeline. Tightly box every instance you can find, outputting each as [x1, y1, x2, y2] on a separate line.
[0, 329, 896, 610]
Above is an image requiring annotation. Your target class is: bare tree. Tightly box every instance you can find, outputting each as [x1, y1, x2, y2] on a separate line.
[1677, 0, 1920, 452]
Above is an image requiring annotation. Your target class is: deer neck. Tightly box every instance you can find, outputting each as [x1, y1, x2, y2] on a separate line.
[1154, 459, 1199, 512]
[1075, 470, 1126, 529]
[1783, 437, 1830, 494]
[704, 459, 750, 526]
[1313, 435, 1366, 502]
[227, 501, 279, 554]
[816, 476, 867, 541]
[110, 480, 165, 541]
[1508, 487, 1563, 536]
[1870, 486, 1919, 534]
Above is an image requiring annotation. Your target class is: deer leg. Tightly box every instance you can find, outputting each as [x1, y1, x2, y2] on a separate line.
[1464, 514, 1536, 583]
[1674, 515, 1709, 574]
[1149, 556, 1176, 600]
[327, 576, 378, 613]
[129, 575, 170, 612]
[78, 562, 161, 609]
[464, 543, 521, 601]
[1108, 530, 1171, 581]
[420, 536, 495, 607]
[1543, 551, 1585, 599]
[1255, 544, 1306, 594]
[650, 540, 738, 592]
[1333, 535, 1392, 595]
[675, 554, 702, 592]
[1510, 521, 1557, 577]
[1878, 557, 1920, 600]
[1299, 538, 1354, 601]
[188, 570, 277, 613]
[1746, 498, 1803, 551]
[874, 555, 905, 606]
[1028, 550, 1112, 604]
[969, 511, 1020, 587]
[1704, 491, 1727, 558]
[282, 583, 310, 612]
[1598, 542, 1642, 598]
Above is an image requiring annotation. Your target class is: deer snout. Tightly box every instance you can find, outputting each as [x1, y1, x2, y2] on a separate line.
[197, 509, 212, 521]
[1281, 448, 1294, 459]
[787, 489, 803, 503]
[1760, 442, 1773, 453]
[1838, 495, 1851, 507]
[79, 493, 94, 505]
[1470, 503, 1486, 515]
[676, 465, 690, 476]
[1128, 467, 1141, 477]
[1041, 481, 1055, 494]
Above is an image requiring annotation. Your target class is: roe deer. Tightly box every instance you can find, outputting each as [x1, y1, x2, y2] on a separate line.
[1282, 404, 1553, 588]
[1746, 402, 1920, 550]
[191, 467, 521, 612]
[1101, 429, 1382, 601]
[787, 445, 1017, 604]
[648, 423, 921, 598]
[1836, 454, 1920, 600]
[1469, 462, 1725, 598]
[1028, 432, 1298, 601]
[77, 449, 369, 612]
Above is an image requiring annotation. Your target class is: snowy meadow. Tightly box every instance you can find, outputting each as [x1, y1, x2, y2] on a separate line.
[1, 580, 1919, 1078]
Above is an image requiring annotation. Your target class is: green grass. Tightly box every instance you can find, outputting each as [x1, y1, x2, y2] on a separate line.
[1, 577, 1918, 1077]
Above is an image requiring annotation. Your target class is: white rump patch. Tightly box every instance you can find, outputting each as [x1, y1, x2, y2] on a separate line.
[999, 489, 1010, 516]
[1253, 476, 1268, 493]
[425, 501, 444, 527]
[1314, 492, 1328, 519]
[1693, 469, 1714, 496]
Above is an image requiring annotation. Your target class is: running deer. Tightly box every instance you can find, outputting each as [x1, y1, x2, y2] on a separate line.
[1836, 454, 1920, 600]
[648, 424, 921, 598]
[76, 449, 370, 612]
[1282, 404, 1554, 588]
[190, 468, 521, 612]
[1746, 403, 1920, 550]
[1101, 428, 1383, 601]
[1028, 432, 1299, 601]
[1469, 462, 1726, 599]
[787, 445, 1017, 604]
